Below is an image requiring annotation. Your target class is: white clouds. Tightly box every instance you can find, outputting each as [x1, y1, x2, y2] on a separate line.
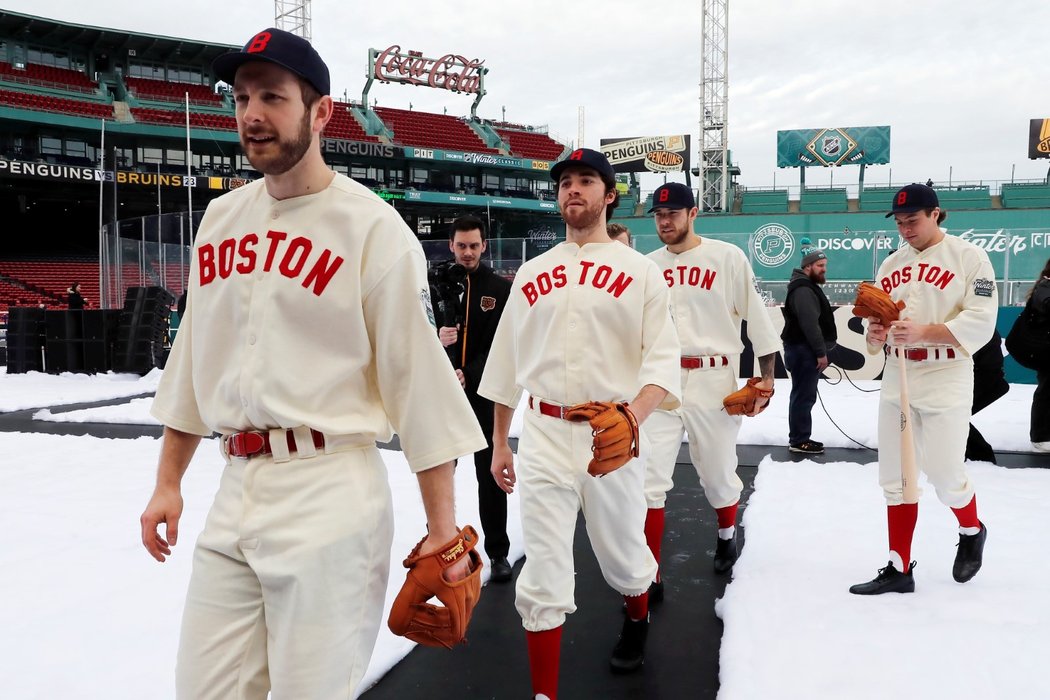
[4, 0, 1050, 188]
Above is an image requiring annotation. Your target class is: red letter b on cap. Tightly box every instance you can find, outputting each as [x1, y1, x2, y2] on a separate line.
[896, 191, 907, 206]
[247, 32, 271, 54]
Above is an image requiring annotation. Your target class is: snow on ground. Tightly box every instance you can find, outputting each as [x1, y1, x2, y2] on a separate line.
[0, 368, 1047, 698]
[718, 457, 1050, 700]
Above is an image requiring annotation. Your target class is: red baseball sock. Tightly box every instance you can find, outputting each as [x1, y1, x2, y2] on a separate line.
[526, 627, 562, 700]
[887, 503, 918, 573]
[623, 590, 649, 621]
[951, 495, 980, 529]
[644, 508, 665, 582]
[715, 502, 739, 530]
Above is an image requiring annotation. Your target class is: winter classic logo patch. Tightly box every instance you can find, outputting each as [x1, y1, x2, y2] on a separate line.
[421, 287, 436, 327]
[973, 278, 995, 298]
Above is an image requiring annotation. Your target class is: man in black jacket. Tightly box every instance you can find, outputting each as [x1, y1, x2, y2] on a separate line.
[438, 215, 514, 582]
[781, 242, 835, 454]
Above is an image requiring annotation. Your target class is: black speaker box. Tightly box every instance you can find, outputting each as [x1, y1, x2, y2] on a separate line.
[6, 307, 46, 374]
[45, 310, 84, 342]
[113, 287, 174, 375]
[46, 339, 84, 374]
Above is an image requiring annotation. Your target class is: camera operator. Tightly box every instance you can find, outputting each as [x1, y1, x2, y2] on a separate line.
[438, 215, 514, 582]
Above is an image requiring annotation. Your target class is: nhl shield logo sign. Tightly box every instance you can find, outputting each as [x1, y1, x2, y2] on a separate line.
[480, 295, 497, 311]
[822, 136, 841, 157]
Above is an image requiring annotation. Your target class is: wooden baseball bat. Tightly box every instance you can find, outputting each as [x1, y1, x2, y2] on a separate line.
[897, 349, 920, 503]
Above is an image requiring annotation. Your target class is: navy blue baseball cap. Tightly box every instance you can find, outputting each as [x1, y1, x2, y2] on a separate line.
[213, 28, 331, 96]
[551, 148, 616, 184]
[648, 182, 696, 212]
[886, 183, 939, 218]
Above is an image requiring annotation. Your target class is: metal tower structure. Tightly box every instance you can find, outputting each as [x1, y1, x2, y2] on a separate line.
[274, 0, 312, 42]
[699, 0, 729, 212]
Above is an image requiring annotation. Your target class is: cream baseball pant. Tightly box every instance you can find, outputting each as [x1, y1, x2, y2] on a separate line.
[877, 358, 976, 507]
[644, 364, 744, 510]
[176, 441, 393, 700]
[515, 408, 657, 632]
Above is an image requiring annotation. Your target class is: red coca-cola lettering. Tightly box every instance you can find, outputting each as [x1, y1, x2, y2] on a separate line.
[373, 44, 485, 94]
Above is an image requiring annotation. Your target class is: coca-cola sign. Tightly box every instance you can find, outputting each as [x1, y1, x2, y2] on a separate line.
[372, 45, 486, 94]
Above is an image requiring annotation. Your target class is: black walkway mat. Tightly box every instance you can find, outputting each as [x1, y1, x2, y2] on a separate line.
[363, 462, 756, 700]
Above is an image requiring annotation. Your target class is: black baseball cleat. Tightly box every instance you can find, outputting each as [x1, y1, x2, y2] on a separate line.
[490, 557, 513, 583]
[713, 532, 739, 574]
[953, 522, 987, 583]
[649, 579, 665, 605]
[849, 561, 916, 595]
[609, 615, 649, 674]
[789, 440, 825, 454]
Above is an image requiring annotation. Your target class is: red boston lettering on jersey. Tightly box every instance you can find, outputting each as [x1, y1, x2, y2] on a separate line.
[521, 260, 635, 306]
[896, 191, 907, 206]
[236, 234, 258, 274]
[521, 264, 567, 306]
[663, 265, 716, 290]
[247, 32, 271, 54]
[199, 245, 216, 285]
[196, 231, 344, 295]
[880, 264, 956, 293]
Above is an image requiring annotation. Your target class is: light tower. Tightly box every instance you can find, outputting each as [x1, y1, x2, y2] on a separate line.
[699, 0, 729, 212]
[275, 0, 312, 41]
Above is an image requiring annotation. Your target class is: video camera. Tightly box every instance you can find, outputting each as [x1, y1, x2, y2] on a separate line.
[427, 260, 468, 329]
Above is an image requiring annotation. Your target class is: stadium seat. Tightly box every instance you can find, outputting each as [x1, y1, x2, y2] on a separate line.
[740, 189, 790, 213]
[375, 107, 499, 153]
[495, 127, 566, 160]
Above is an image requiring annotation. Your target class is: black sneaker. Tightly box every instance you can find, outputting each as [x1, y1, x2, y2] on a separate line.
[849, 561, 916, 595]
[713, 533, 738, 574]
[789, 440, 825, 454]
[953, 522, 987, 583]
[609, 615, 648, 674]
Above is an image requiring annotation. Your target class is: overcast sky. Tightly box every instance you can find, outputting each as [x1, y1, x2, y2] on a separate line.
[5, 0, 1050, 191]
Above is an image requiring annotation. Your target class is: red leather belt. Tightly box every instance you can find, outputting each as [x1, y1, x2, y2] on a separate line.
[225, 429, 326, 458]
[528, 396, 569, 420]
[889, 347, 957, 362]
[681, 355, 729, 369]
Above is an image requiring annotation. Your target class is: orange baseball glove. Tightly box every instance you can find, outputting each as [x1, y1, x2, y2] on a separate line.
[564, 401, 640, 476]
[852, 281, 905, 326]
[722, 377, 775, 416]
[388, 525, 482, 649]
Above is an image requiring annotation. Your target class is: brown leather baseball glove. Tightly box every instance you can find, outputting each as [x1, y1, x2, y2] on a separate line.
[388, 525, 483, 649]
[564, 401, 640, 477]
[852, 281, 905, 326]
[722, 377, 775, 416]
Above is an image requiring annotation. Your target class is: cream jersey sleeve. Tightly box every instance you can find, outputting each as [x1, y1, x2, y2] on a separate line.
[728, 244, 783, 359]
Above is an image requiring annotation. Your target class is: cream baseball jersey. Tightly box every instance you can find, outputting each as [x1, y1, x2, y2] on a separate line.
[647, 238, 782, 359]
[876, 233, 997, 356]
[478, 242, 681, 410]
[151, 174, 486, 472]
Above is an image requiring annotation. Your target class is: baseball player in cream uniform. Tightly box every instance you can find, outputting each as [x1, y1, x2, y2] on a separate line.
[138, 29, 485, 698]
[480, 149, 680, 698]
[850, 183, 996, 595]
[643, 183, 782, 587]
